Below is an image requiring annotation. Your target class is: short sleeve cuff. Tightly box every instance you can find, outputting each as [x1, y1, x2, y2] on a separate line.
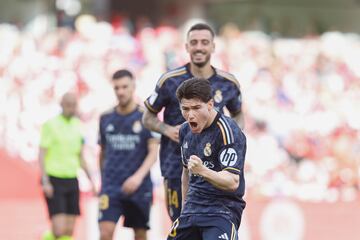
[144, 100, 160, 114]
[223, 167, 241, 175]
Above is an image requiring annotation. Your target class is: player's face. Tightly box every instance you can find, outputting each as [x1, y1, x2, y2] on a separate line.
[113, 76, 135, 107]
[186, 29, 215, 68]
[180, 98, 213, 134]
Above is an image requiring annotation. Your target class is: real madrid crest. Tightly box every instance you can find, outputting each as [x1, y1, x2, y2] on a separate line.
[214, 90, 223, 103]
[203, 143, 212, 157]
[132, 120, 142, 133]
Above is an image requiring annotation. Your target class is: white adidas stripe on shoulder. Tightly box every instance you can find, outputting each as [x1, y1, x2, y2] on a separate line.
[216, 69, 240, 88]
[218, 116, 234, 145]
[156, 67, 187, 87]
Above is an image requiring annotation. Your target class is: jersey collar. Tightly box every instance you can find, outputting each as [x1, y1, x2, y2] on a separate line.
[185, 63, 217, 80]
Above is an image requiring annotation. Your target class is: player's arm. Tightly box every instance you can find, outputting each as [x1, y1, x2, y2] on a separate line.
[181, 167, 189, 208]
[98, 144, 105, 180]
[39, 147, 53, 197]
[122, 138, 159, 194]
[188, 155, 239, 192]
[98, 116, 106, 180]
[39, 123, 54, 197]
[231, 110, 244, 130]
[142, 108, 180, 143]
[39, 147, 48, 183]
[79, 143, 96, 194]
[226, 77, 245, 129]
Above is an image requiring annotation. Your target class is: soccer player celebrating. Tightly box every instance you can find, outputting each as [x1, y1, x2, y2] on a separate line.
[167, 78, 246, 240]
[98, 70, 159, 240]
[143, 23, 243, 222]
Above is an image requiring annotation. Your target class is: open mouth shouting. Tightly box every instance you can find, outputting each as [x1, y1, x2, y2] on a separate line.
[189, 121, 200, 133]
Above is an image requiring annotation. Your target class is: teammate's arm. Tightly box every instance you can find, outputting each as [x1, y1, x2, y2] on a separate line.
[98, 144, 105, 180]
[142, 108, 181, 143]
[39, 147, 53, 197]
[188, 155, 239, 192]
[231, 110, 244, 130]
[181, 167, 189, 208]
[122, 138, 159, 194]
[226, 78, 245, 129]
[79, 144, 96, 194]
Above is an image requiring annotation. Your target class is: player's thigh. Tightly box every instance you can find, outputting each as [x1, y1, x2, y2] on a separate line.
[99, 221, 117, 239]
[64, 214, 77, 233]
[167, 217, 201, 240]
[51, 213, 68, 236]
[201, 218, 238, 240]
[164, 178, 182, 222]
[98, 193, 122, 223]
[134, 228, 147, 240]
[122, 198, 151, 229]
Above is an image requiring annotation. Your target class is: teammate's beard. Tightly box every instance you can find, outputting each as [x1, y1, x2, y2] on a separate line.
[118, 97, 131, 109]
[192, 53, 211, 68]
[193, 61, 207, 68]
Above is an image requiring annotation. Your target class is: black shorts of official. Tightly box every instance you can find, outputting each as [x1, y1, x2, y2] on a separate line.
[98, 192, 152, 229]
[167, 215, 238, 240]
[44, 176, 80, 218]
[164, 178, 182, 222]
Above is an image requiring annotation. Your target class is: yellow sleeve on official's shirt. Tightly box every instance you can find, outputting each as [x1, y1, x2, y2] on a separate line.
[40, 122, 52, 149]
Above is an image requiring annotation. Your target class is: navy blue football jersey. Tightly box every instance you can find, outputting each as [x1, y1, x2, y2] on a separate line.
[179, 112, 246, 228]
[98, 106, 154, 199]
[144, 63, 242, 179]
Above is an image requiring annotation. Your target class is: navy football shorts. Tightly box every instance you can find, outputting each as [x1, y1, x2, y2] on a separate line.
[164, 178, 182, 222]
[167, 215, 238, 240]
[98, 192, 152, 229]
[45, 176, 80, 217]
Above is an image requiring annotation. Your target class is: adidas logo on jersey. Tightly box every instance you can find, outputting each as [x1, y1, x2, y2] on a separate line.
[218, 233, 229, 240]
[106, 124, 114, 132]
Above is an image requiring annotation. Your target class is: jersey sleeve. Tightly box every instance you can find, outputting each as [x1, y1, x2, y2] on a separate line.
[225, 82, 242, 115]
[40, 121, 52, 149]
[216, 119, 246, 175]
[98, 116, 106, 146]
[179, 124, 188, 168]
[217, 141, 245, 175]
[143, 127, 160, 142]
[144, 76, 170, 113]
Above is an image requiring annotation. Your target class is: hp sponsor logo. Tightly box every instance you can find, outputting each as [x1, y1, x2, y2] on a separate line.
[219, 148, 238, 167]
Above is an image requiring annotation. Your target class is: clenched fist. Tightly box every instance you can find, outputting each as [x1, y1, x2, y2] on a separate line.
[188, 155, 205, 176]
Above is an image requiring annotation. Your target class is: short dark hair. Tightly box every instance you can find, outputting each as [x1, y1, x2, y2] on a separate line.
[112, 69, 134, 80]
[187, 23, 215, 38]
[176, 78, 213, 103]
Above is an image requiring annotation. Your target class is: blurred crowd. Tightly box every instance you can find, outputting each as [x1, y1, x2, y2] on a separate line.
[0, 15, 359, 202]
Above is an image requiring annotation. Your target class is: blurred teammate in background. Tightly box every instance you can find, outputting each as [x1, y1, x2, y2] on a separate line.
[39, 92, 95, 240]
[98, 69, 159, 240]
[143, 22, 244, 222]
[168, 78, 246, 240]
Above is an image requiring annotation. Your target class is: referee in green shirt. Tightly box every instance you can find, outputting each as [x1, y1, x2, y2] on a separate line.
[39, 93, 95, 240]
